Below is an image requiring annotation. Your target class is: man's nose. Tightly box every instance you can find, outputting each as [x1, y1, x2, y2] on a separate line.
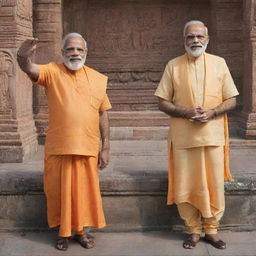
[193, 36, 199, 43]
[72, 49, 79, 55]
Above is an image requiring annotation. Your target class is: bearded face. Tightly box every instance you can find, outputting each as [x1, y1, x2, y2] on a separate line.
[184, 24, 209, 58]
[62, 37, 87, 71]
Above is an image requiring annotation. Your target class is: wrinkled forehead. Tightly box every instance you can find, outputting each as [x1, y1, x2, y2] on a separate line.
[63, 37, 87, 49]
[185, 24, 207, 35]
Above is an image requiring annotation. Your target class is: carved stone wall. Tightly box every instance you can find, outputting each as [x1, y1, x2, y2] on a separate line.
[33, 0, 63, 143]
[63, 0, 211, 111]
[210, 0, 243, 105]
[0, 0, 38, 162]
[238, 0, 256, 138]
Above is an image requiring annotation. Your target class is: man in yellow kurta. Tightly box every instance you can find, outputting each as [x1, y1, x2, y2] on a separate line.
[17, 33, 111, 251]
[155, 20, 239, 249]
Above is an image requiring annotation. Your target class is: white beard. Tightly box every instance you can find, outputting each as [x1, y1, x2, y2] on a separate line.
[63, 55, 86, 71]
[185, 43, 207, 57]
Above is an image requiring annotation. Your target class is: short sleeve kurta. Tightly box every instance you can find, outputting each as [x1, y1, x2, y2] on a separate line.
[35, 62, 112, 156]
[155, 53, 239, 148]
[155, 53, 238, 108]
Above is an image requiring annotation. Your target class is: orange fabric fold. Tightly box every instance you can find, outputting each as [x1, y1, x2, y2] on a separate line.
[44, 155, 106, 237]
[224, 114, 233, 181]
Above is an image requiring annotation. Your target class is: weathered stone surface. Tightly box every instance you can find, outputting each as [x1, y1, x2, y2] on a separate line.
[30, 0, 244, 144]
[0, 173, 255, 231]
[0, 0, 38, 162]
[32, 0, 63, 144]
[0, 142, 256, 231]
[237, 0, 256, 138]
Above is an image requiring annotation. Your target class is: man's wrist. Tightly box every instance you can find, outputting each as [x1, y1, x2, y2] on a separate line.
[182, 109, 187, 119]
[212, 108, 217, 118]
[101, 138, 110, 150]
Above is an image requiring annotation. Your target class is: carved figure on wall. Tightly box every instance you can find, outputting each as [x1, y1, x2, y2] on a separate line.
[0, 51, 13, 114]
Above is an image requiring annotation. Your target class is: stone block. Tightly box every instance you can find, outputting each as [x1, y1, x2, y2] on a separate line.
[0, 164, 255, 231]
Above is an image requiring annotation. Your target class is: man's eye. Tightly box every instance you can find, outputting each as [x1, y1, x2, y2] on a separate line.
[187, 35, 194, 40]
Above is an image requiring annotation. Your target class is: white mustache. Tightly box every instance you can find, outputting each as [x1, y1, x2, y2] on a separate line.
[68, 56, 82, 61]
[190, 43, 203, 48]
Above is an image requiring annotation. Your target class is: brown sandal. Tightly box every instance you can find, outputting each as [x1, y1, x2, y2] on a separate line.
[56, 237, 69, 251]
[73, 233, 95, 249]
[183, 234, 200, 249]
[204, 236, 226, 249]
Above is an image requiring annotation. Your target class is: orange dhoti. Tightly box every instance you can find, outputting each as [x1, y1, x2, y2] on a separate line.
[44, 154, 106, 237]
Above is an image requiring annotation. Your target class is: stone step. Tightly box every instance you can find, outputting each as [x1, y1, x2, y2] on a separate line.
[0, 145, 255, 231]
[109, 111, 170, 127]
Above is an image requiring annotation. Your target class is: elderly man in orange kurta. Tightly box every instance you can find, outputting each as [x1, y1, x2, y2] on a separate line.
[17, 33, 111, 251]
[155, 20, 239, 249]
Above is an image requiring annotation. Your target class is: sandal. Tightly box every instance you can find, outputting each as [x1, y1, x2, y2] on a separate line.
[73, 233, 95, 249]
[183, 234, 200, 249]
[56, 237, 69, 251]
[204, 235, 226, 249]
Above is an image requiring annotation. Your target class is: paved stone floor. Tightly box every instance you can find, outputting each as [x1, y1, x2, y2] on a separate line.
[0, 231, 255, 256]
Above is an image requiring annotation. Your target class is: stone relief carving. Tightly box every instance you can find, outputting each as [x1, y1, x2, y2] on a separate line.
[16, 0, 32, 21]
[105, 72, 161, 84]
[0, 0, 16, 7]
[0, 51, 13, 114]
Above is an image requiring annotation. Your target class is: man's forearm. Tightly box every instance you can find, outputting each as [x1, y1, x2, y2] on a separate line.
[17, 55, 39, 81]
[212, 97, 236, 117]
[17, 55, 32, 73]
[99, 111, 110, 150]
[158, 99, 187, 118]
[17, 38, 39, 81]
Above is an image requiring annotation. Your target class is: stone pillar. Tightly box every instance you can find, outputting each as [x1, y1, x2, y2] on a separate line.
[0, 0, 38, 162]
[239, 0, 256, 138]
[33, 0, 63, 144]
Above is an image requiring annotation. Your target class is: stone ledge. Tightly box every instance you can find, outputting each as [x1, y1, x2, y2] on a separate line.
[0, 169, 255, 195]
[0, 169, 255, 231]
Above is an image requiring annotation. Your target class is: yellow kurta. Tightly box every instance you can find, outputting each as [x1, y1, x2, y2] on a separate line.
[35, 63, 112, 236]
[155, 53, 239, 217]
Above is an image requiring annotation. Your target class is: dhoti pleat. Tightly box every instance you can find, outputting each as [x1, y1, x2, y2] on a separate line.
[44, 154, 106, 237]
[169, 146, 225, 218]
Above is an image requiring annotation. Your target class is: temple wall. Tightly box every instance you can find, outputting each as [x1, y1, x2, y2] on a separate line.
[0, 0, 255, 161]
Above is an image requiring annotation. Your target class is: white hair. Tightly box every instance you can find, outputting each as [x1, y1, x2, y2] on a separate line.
[183, 20, 208, 36]
[62, 32, 87, 49]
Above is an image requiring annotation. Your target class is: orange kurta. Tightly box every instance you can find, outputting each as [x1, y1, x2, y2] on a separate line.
[155, 53, 239, 217]
[35, 63, 111, 236]
[36, 62, 111, 156]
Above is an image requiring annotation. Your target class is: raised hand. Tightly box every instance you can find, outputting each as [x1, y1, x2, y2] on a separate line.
[17, 38, 38, 58]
